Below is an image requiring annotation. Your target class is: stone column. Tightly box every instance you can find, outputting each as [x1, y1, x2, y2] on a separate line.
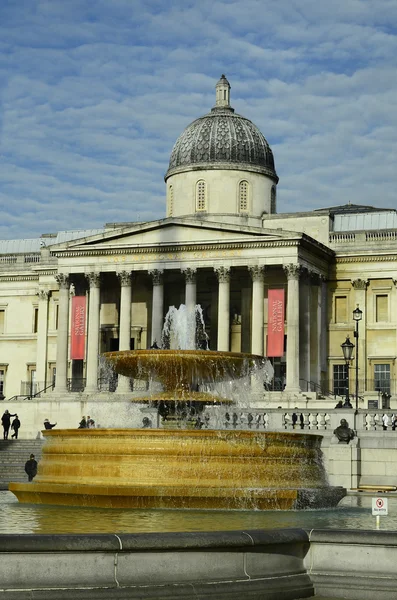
[117, 271, 132, 393]
[182, 268, 197, 349]
[149, 270, 164, 346]
[215, 267, 230, 351]
[284, 264, 301, 392]
[249, 266, 266, 355]
[54, 274, 70, 393]
[352, 278, 368, 395]
[85, 272, 101, 393]
[299, 268, 311, 388]
[36, 289, 50, 389]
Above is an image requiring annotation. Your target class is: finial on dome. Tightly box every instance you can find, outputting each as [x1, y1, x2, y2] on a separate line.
[215, 74, 231, 108]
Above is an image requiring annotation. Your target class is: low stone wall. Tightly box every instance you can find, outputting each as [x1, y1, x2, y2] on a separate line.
[1, 529, 397, 599]
[0, 529, 313, 599]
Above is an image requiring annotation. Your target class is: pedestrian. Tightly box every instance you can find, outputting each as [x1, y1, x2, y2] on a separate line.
[78, 416, 87, 429]
[43, 419, 57, 430]
[382, 413, 389, 431]
[24, 454, 38, 482]
[87, 415, 95, 428]
[2, 409, 16, 440]
[11, 415, 21, 439]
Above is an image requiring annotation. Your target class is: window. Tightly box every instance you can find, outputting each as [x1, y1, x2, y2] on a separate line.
[0, 369, 4, 397]
[55, 304, 59, 330]
[374, 364, 390, 395]
[33, 307, 39, 333]
[376, 294, 388, 322]
[270, 186, 276, 213]
[0, 309, 4, 334]
[196, 180, 207, 211]
[335, 296, 347, 323]
[168, 185, 174, 217]
[333, 364, 348, 396]
[239, 180, 249, 212]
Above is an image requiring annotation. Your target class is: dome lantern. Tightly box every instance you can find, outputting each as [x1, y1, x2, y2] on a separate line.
[214, 74, 232, 110]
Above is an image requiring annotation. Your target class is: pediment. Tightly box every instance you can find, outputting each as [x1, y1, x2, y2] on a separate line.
[50, 218, 301, 255]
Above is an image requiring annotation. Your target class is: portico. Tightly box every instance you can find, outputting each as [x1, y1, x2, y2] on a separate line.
[48, 218, 332, 400]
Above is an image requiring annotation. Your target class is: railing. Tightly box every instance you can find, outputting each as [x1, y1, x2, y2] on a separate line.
[366, 230, 397, 242]
[0, 255, 17, 264]
[329, 232, 356, 243]
[67, 378, 86, 392]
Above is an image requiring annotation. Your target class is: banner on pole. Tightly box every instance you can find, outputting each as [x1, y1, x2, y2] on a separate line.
[70, 296, 86, 360]
[267, 289, 285, 357]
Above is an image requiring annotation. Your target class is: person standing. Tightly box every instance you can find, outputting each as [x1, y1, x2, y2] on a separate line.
[43, 419, 57, 430]
[78, 416, 87, 429]
[24, 454, 38, 482]
[87, 415, 95, 428]
[382, 413, 389, 431]
[11, 415, 21, 439]
[2, 410, 16, 440]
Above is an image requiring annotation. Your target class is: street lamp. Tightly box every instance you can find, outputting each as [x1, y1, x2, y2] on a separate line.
[341, 336, 354, 408]
[352, 305, 363, 415]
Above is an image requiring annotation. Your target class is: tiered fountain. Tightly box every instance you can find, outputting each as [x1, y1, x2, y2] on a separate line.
[9, 305, 345, 510]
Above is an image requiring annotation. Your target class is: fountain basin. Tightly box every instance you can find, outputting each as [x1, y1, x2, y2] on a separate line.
[9, 429, 345, 510]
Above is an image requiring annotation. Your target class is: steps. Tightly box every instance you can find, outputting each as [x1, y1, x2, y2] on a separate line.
[0, 439, 44, 490]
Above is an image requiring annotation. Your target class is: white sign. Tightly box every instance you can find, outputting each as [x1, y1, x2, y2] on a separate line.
[372, 497, 388, 515]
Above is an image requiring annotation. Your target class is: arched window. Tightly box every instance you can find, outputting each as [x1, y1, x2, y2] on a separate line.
[239, 180, 249, 212]
[270, 185, 277, 214]
[196, 180, 207, 211]
[168, 185, 174, 217]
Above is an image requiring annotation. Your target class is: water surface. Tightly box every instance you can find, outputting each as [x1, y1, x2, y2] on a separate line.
[1, 492, 396, 534]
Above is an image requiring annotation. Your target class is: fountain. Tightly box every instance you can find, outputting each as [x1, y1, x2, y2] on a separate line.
[9, 305, 345, 510]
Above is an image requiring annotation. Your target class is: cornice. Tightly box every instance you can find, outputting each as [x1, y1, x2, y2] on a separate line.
[51, 239, 304, 259]
[337, 255, 397, 264]
[0, 274, 39, 282]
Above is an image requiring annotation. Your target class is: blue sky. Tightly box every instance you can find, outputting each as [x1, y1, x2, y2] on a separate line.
[0, 0, 396, 240]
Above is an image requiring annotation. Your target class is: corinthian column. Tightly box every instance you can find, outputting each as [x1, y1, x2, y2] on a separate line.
[284, 264, 301, 392]
[117, 271, 132, 393]
[54, 274, 69, 393]
[182, 268, 197, 349]
[85, 272, 101, 393]
[249, 266, 266, 355]
[149, 270, 164, 346]
[215, 267, 230, 351]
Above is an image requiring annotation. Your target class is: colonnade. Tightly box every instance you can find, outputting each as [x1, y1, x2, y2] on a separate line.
[47, 263, 324, 396]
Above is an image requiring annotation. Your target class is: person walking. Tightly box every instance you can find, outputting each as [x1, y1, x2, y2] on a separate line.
[87, 415, 95, 428]
[24, 454, 38, 482]
[11, 415, 21, 439]
[78, 416, 87, 429]
[43, 419, 57, 430]
[2, 409, 16, 440]
[382, 413, 389, 431]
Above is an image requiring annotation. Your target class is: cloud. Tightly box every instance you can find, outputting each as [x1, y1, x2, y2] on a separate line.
[0, 0, 396, 239]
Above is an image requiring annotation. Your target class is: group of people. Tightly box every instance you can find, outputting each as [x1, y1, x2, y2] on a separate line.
[78, 415, 95, 429]
[2, 410, 21, 439]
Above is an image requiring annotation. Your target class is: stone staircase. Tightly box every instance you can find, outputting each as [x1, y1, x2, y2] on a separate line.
[0, 439, 44, 490]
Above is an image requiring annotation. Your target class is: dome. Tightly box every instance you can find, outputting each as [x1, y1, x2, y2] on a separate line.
[165, 75, 278, 182]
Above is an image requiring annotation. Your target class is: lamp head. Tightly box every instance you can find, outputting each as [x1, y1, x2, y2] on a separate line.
[341, 336, 354, 362]
[353, 304, 363, 322]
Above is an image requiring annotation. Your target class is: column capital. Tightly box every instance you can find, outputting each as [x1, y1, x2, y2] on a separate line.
[86, 272, 101, 288]
[283, 263, 301, 281]
[215, 266, 231, 283]
[37, 289, 50, 301]
[182, 268, 197, 284]
[149, 269, 164, 285]
[117, 270, 132, 286]
[248, 265, 266, 282]
[352, 278, 368, 290]
[55, 273, 69, 289]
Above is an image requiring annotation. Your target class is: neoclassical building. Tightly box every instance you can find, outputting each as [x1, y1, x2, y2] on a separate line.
[1, 75, 397, 417]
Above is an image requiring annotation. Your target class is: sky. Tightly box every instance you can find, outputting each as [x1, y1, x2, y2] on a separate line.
[0, 0, 396, 240]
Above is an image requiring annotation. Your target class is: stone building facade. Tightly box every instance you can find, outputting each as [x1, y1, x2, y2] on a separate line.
[1, 75, 396, 418]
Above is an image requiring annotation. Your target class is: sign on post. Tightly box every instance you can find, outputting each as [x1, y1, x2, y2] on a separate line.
[372, 497, 388, 516]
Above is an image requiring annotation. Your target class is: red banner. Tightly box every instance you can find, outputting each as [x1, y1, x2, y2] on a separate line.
[267, 289, 285, 357]
[70, 296, 86, 360]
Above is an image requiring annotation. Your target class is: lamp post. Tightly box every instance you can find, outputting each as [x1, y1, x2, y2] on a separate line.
[341, 336, 354, 408]
[352, 305, 363, 415]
